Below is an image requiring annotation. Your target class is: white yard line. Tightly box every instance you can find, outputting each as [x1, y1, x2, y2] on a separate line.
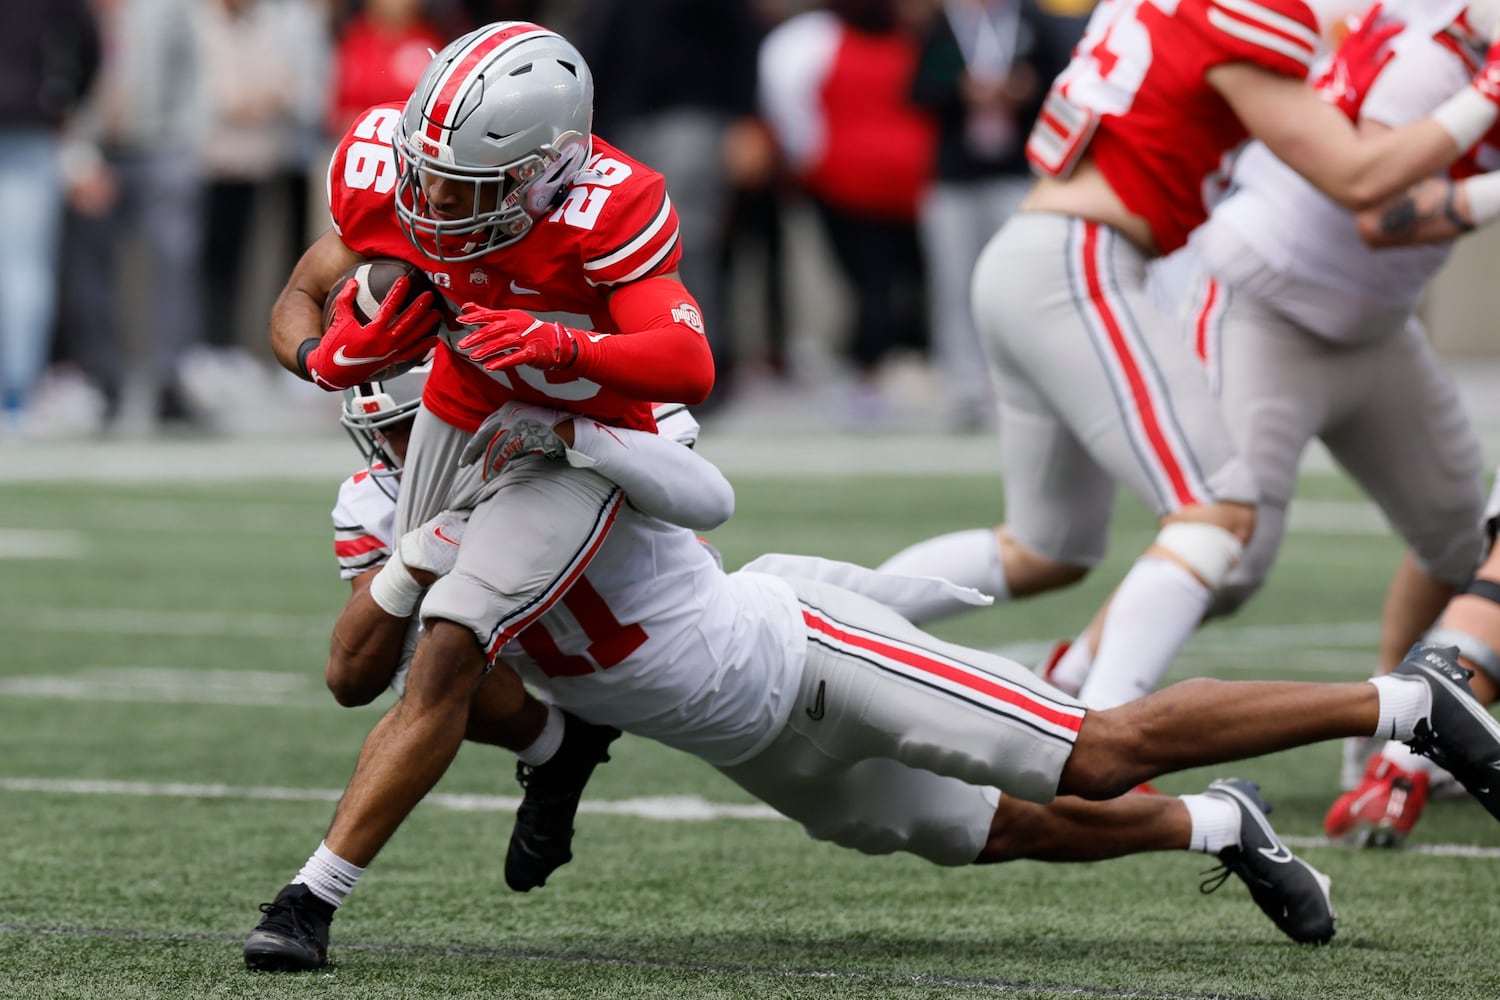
[3, 775, 1497, 859]
[0, 529, 85, 559]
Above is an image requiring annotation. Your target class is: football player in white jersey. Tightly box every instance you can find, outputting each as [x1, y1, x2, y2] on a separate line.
[246, 407, 1500, 973]
[879, 0, 1500, 715]
[320, 363, 735, 901]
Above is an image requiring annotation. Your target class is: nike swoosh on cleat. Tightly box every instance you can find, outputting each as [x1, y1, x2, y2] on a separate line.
[332, 345, 398, 367]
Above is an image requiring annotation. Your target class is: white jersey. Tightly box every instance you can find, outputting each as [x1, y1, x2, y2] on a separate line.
[1198, 34, 1473, 343]
[331, 465, 399, 580]
[497, 509, 808, 767]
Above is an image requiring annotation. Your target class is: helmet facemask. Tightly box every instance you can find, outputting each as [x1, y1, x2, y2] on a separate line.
[393, 130, 590, 260]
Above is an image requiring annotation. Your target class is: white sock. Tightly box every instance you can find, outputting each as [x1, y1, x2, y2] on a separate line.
[876, 529, 1009, 624]
[1078, 557, 1211, 709]
[1181, 793, 1240, 854]
[1043, 638, 1093, 696]
[293, 841, 365, 908]
[515, 702, 564, 766]
[1368, 674, 1432, 742]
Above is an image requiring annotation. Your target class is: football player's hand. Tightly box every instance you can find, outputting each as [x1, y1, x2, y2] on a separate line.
[397, 509, 469, 585]
[306, 278, 441, 390]
[458, 401, 569, 482]
[1314, 3, 1400, 119]
[455, 304, 581, 372]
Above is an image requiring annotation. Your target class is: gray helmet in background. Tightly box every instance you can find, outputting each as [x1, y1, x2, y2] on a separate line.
[393, 21, 594, 261]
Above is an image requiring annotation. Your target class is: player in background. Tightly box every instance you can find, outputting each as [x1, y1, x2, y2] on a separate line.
[245, 406, 1500, 973]
[879, 0, 1500, 713]
[1324, 471, 1500, 845]
[252, 19, 716, 960]
[1042, 2, 1500, 709]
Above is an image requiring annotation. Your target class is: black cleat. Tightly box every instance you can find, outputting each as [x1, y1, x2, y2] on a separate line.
[1396, 643, 1500, 822]
[505, 712, 621, 892]
[243, 883, 333, 972]
[1200, 778, 1336, 945]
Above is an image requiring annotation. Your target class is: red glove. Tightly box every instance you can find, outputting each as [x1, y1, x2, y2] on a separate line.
[1313, 3, 1401, 120]
[305, 278, 441, 390]
[1476, 40, 1500, 105]
[455, 304, 583, 372]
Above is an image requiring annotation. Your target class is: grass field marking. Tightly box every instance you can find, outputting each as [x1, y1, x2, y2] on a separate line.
[0, 607, 331, 640]
[0, 529, 85, 559]
[0, 667, 325, 707]
[0, 922, 1309, 1000]
[6, 775, 1500, 859]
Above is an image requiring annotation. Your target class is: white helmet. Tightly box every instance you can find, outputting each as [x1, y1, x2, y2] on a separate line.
[340, 362, 431, 494]
[393, 21, 594, 261]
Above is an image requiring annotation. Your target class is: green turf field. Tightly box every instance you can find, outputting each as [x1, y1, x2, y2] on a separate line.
[3, 468, 1499, 999]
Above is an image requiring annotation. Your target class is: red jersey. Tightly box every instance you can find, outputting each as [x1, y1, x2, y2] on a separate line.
[1030, 0, 1320, 253]
[328, 104, 683, 433]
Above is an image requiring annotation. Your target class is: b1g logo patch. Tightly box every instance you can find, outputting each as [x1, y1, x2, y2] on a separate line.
[671, 303, 705, 334]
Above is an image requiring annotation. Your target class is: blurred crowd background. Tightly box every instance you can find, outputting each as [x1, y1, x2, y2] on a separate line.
[3, 0, 1496, 443]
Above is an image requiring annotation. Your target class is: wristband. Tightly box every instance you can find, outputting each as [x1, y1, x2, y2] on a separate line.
[1460, 171, 1500, 228]
[1431, 87, 1499, 154]
[368, 550, 423, 618]
[295, 337, 321, 381]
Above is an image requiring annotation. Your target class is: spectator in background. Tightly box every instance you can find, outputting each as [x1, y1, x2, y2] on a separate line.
[909, 0, 1074, 432]
[573, 0, 763, 415]
[326, 0, 445, 140]
[195, 0, 329, 392]
[758, 0, 937, 429]
[57, 0, 209, 430]
[0, 2, 100, 437]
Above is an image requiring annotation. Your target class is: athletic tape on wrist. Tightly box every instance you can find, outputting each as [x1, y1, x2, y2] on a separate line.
[368, 550, 423, 618]
[1432, 87, 1498, 154]
[1462, 171, 1500, 228]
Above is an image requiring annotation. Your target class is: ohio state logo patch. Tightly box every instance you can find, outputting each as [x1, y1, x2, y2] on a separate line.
[671, 303, 705, 334]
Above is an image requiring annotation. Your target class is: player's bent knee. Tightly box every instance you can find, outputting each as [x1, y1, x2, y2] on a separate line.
[402, 619, 486, 705]
[1154, 520, 1244, 590]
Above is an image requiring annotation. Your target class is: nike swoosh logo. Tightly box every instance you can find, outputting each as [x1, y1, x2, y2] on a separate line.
[332, 345, 398, 367]
[510, 280, 540, 295]
[806, 680, 826, 721]
[1258, 842, 1294, 863]
[433, 525, 461, 547]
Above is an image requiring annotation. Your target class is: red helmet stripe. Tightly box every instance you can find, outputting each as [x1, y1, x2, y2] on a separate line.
[423, 23, 553, 145]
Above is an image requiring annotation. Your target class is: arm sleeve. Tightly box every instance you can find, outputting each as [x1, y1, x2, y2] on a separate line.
[567, 276, 715, 402]
[565, 419, 735, 531]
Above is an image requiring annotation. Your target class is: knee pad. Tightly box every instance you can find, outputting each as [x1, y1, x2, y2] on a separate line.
[1426, 578, 1500, 686]
[1155, 521, 1244, 590]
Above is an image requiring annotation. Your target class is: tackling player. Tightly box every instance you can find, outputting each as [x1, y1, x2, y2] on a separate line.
[245, 407, 1500, 973]
[252, 18, 717, 965]
[324, 360, 732, 890]
[880, 0, 1500, 713]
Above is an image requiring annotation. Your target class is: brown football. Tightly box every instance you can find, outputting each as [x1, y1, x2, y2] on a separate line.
[322, 257, 437, 330]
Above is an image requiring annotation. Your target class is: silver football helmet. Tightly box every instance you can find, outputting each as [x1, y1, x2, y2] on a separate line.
[393, 21, 594, 261]
[340, 362, 431, 493]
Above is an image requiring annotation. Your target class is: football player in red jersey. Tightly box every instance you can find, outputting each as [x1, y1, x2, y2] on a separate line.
[253, 17, 715, 939]
[881, 0, 1500, 714]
